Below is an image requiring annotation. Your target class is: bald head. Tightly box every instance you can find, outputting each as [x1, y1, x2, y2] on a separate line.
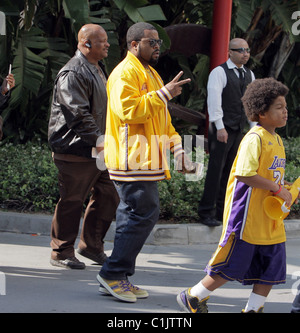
[228, 38, 250, 67]
[229, 38, 248, 50]
[78, 24, 105, 48]
[77, 24, 109, 64]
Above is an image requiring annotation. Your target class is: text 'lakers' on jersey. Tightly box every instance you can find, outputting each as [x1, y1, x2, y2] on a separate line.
[220, 125, 286, 246]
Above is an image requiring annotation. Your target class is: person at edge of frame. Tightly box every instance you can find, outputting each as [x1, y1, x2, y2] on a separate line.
[0, 70, 15, 140]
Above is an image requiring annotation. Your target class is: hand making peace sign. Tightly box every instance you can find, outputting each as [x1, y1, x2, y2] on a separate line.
[164, 71, 191, 98]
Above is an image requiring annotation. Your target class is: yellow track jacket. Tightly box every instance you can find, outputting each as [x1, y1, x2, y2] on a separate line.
[104, 51, 183, 181]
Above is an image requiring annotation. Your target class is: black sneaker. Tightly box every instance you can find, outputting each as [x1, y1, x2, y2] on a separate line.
[199, 217, 222, 227]
[77, 248, 107, 265]
[50, 256, 85, 269]
[177, 288, 209, 313]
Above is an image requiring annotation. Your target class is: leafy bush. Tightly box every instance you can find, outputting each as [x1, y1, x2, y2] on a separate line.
[0, 139, 58, 212]
[0, 137, 299, 221]
[283, 137, 300, 169]
[283, 136, 300, 218]
[157, 153, 207, 222]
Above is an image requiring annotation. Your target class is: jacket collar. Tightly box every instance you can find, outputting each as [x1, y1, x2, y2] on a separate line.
[227, 58, 246, 72]
[126, 51, 146, 73]
[126, 51, 162, 85]
[75, 49, 107, 78]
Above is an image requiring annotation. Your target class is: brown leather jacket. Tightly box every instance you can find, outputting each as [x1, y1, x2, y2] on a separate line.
[48, 50, 108, 158]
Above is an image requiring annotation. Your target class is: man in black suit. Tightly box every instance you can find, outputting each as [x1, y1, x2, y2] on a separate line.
[198, 38, 255, 226]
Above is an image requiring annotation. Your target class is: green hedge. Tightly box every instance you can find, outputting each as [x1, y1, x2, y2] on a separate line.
[0, 137, 299, 222]
[0, 140, 58, 212]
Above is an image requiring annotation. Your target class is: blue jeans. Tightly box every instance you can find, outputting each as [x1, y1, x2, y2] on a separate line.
[99, 181, 160, 280]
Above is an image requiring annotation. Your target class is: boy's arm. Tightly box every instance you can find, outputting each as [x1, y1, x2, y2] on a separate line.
[236, 174, 292, 207]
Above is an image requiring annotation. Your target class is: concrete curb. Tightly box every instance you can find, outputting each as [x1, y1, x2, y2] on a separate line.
[1, 211, 300, 245]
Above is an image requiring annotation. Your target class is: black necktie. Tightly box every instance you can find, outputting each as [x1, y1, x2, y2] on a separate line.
[237, 67, 244, 91]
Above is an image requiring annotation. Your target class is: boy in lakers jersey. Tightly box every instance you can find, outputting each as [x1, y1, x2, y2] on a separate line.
[177, 78, 299, 313]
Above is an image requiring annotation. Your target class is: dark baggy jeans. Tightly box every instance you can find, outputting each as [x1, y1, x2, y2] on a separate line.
[100, 181, 160, 280]
[50, 159, 119, 260]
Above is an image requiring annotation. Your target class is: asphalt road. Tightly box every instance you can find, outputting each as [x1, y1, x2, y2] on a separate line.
[0, 231, 299, 316]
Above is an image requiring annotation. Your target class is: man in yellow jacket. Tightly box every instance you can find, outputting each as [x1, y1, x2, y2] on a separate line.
[97, 22, 192, 303]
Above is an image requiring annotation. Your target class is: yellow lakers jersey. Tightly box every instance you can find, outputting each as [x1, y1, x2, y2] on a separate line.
[219, 125, 286, 246]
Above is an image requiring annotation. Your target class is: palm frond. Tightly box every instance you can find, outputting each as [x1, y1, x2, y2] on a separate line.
[264, 0, 300, 42]
[62, 0, 90, 35]
[10, 27, 47, 107]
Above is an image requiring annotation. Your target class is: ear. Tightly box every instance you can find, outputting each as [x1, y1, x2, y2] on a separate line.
[130, 40, 139, 50]
[258, 111, 266, 120]
[84, 40, 92, 49]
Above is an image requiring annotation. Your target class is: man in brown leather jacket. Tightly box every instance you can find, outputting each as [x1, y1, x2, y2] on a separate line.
[48, 24, 119, 269]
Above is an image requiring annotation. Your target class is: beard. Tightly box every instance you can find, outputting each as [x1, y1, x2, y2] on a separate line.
[149, 50, 160, 66]
[149, 57, 159, 66]
[137, 47, 159, 67]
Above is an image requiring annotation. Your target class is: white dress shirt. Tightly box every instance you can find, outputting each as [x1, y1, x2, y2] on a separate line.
[207, 58, 255, 130]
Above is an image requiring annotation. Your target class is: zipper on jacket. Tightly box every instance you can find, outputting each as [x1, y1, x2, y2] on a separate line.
[125, 123, 128, 170]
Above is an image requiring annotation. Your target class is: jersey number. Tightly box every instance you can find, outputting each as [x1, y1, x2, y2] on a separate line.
[273, 170, 284, 185]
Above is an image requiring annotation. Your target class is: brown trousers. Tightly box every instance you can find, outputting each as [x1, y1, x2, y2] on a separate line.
[50, 159, 119, 260]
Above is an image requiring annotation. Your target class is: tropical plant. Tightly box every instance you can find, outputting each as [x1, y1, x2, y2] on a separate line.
[0, 0, 299, 143]
[1, 138, 299, 219]
[232, 0, 300, 137]
[0, 0, 169, 143]
[143, 0, 300, 137]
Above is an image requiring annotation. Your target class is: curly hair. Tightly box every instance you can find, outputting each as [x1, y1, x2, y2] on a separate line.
[241, 77, 289, 122]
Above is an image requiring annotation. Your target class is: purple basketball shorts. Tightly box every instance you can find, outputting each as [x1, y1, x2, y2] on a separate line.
[205, 234, 286, 285]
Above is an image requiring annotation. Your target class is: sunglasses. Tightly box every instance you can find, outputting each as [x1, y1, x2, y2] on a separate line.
[137, 38, 163, 47]
[230, 47, 251, 54]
